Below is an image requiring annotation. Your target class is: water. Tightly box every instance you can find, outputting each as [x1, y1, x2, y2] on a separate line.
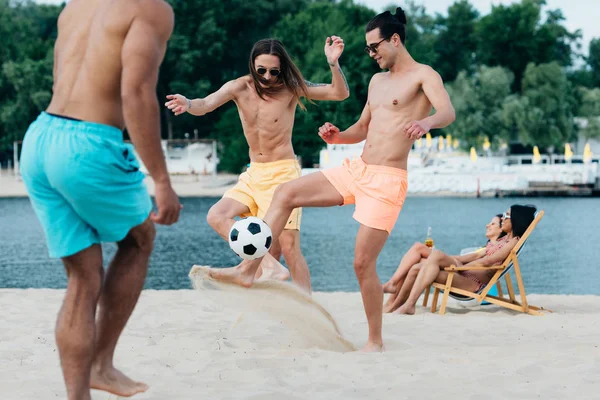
[0, 197, 598, 294]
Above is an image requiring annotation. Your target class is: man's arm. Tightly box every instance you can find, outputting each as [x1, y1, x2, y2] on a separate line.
[404, 67, 456, 139]
[187, 79, 242, 116]
[165, 79, 243, 116]
[420, 67, 456, 129]
[304, 36, 350, 101]
[335, 100, 370, 144]
[305, 62, 350, 101]
[318, 75, 374, 145]
[121, 2, 173, 185]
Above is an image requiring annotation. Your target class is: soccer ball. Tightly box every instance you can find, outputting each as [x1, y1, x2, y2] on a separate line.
[228, 217, 273, 260]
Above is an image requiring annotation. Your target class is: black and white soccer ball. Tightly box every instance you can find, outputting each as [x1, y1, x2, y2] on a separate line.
[228, 217, 273, 260]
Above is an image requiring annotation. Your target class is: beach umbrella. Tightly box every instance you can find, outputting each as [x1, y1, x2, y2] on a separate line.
[583, 142, 593, 164]
[426, 132, 432, 148]
[415, 138, 422, 149]
[470, 147, 477, 163]
[446, 134, 452, 149]
[438, 136, 444, 151]
[453, 138, 459, 149]
[533, 146, 541, 164]
[564, 143, 573, 162]
[483, 137, 491, 151]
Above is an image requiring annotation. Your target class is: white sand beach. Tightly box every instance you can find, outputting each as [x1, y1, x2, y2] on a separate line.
[1, 287, 598, 399]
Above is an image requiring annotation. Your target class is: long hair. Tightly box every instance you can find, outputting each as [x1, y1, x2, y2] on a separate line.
[248, 39, 310, 110]
[510, 205, 537, 238]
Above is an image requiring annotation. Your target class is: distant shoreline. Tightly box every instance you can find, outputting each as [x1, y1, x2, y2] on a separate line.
[0, 173, 499, 199]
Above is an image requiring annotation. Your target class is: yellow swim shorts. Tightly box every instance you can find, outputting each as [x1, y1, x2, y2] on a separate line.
[224, 158, 302, 230]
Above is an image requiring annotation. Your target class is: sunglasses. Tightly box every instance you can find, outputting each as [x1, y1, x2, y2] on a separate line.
[364, 37, 389, 55]
[256, 67, 281, 77]
[502, 213, 511, 219]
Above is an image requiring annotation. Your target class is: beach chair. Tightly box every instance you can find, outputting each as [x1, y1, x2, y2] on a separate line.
[422, 210, 546, 316]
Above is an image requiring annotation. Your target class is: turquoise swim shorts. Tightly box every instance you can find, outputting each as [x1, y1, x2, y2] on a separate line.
[20, 112, 152, 258]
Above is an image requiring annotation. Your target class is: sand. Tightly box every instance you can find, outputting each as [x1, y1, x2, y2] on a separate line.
[0, 282, 598, 400]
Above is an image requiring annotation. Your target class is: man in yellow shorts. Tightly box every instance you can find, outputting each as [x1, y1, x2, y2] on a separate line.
[165, 37, 349, 292]
[208, 8, 456, 351]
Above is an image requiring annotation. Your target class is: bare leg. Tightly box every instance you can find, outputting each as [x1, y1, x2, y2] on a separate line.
[207, 197, 289, 280]
[255, 238, 290, 282]
[383, 242, 431, 293]
[90, 218, 155, 397]
[209, 171, 343, 286]
[384, 263, 422, 313]
[353, 225, 389, 352]
[396, 251, 461, 315]
[280, 229, 311, 293]
[57, 244, 104, 400]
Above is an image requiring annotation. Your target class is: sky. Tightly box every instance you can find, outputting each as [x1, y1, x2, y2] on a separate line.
[36, 0, 598, 56]
[356, 0, 599, 56]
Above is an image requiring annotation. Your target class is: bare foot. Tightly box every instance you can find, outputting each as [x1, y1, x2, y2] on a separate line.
[382, 301, 395, 314]
[90, 366, 148, 397]
[394, 303, 416, 315]
[209, 266, 255, 287]
[382, 281, 397, 294]
[256, 257, 290, 282]
[361, 341, 385, 353]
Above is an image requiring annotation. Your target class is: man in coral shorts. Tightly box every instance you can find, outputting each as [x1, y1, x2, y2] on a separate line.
[210, 7, 455, 351]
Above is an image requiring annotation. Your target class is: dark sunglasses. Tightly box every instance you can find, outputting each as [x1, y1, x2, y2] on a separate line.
[256, 67, 281, 77]
[364, 37, 389, 55]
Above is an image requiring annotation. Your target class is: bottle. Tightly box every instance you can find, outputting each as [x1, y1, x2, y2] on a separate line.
[424, 226, 434, 248]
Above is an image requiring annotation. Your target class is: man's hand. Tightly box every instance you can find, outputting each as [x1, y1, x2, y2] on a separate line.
[151, 181, 182, 225]
[165, 94, 190, 116]
[318, 122, 341, 144]
[404, 120, 430, 140]
[324, 36, 344, 65]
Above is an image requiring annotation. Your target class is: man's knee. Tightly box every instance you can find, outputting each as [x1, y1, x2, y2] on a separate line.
[119, 218, 155, 255]
[279, 231, 300, 257]
[62, 246, 104, 292]
[273, 183, 297, 209]
[206, 204, 223, 229]
[353, 255, 376, 281]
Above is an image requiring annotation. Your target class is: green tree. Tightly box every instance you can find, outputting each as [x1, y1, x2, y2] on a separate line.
[588, 38, 600, 87]
[475, 0, 580, 91]
[433, 0, 479, 82]
[577, 87, 600, 139]
[0, 0, 61, 151]
[505, 62, 577, 150]
[445, 66, 514, 149]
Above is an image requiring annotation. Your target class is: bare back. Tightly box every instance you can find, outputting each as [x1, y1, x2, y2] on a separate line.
[363, 65, 434, 170]
[232, 76, 298, 163]
[47, 0, 169, 130]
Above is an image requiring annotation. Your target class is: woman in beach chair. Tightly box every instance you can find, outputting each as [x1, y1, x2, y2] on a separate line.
[383, 213, 506, 312]
[389, 204, 536, 315]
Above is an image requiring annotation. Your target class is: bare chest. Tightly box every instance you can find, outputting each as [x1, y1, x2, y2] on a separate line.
[369, 76, 425, 112]
[236, 90, 296, 126]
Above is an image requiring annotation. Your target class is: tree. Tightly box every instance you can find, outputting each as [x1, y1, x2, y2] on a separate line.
[0, 1, 61, 152]
[588, 38, 600, 87]
[445, 66, 514, 149]
[433, 0, 479, 82]
[475, 0, 580, 91]
[577, 87, 600, 140]
[505, 62, 577, 150]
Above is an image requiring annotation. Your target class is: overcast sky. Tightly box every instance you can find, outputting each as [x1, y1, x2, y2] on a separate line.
[36, 0, 598, 55]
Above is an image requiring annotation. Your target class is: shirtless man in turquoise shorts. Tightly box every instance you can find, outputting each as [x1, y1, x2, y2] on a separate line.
[19, 0, 180, 398]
